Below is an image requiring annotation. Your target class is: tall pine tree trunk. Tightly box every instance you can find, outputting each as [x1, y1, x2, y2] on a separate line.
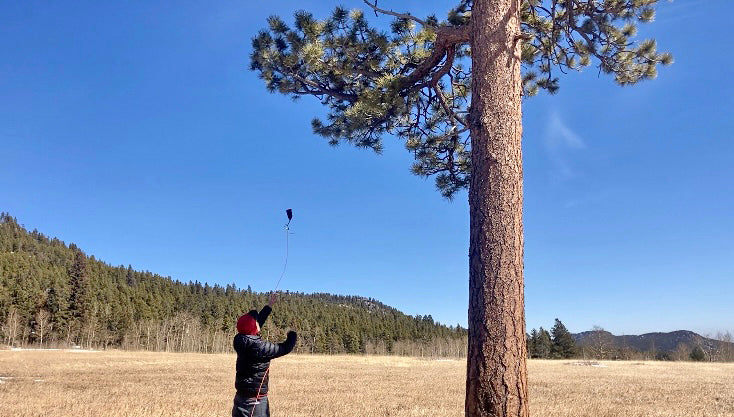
[466, 0, 528, 416]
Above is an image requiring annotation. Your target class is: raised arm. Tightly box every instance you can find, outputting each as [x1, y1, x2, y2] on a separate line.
[257, 305, 271, 327]
[257, 293, 278, 327]
[255, 331, 297, 360]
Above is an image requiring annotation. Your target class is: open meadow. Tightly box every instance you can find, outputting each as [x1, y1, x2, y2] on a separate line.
[0, 350, 732, 417]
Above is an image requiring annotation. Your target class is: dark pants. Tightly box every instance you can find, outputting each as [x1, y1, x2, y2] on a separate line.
[232, 394, 270, 417]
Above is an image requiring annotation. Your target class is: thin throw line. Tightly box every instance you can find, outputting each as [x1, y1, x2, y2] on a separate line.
[273, 226, 289, 291]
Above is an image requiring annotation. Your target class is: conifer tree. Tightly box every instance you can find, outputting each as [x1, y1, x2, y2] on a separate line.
[535, 327, 552, 359]
[68, 249, 92, 327]
[527, 326, 552, 359]
[126, 265, 136, 287]
[689, 346, 706, 362]
[45, 278, 70, 336]
[550, 318, 576, 359]
[250, 1, 670, 415]
[526, 330, 535, 358]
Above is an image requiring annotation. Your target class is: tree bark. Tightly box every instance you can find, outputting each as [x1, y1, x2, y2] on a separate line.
[466, 0, 528, 416]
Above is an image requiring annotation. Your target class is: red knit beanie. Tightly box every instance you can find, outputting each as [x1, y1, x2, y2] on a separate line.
[236, 311, 259, 335]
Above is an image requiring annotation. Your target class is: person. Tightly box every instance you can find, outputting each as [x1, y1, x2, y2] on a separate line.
[232, 293, 297, 417]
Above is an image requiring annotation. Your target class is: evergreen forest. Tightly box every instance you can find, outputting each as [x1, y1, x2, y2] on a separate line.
[4, 213, 730, 361]
[0, 213, 467, 356]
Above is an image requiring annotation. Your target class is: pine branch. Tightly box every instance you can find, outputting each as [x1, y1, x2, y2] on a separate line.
[398, 25, 470, 91]
[434, 84, 467, 128]
[362, 0, 432, 28]
[291, 74, 358, 102]
[426, 47, 467, 128]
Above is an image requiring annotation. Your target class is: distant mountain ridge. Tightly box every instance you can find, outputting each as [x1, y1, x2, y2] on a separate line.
[573, 329, 732, 356]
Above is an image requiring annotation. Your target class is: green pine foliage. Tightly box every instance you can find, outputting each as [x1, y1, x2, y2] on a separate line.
[520, 0, 672, 94]
[0, 213, 466, 355]
[251, 6, 472, 198]
[250, 0, 671, 198]
[528, 326, 553, 359]
[528, 322, 574, 359]
[689, 346, 706, 362]
[550, 318, 577, 359]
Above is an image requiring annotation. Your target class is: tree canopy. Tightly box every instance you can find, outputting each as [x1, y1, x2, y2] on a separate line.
[250, 0, 671, 198]
[550, 318, 577, 358]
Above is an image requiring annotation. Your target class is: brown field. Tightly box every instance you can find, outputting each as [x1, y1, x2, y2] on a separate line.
[0, 350, 732, 417]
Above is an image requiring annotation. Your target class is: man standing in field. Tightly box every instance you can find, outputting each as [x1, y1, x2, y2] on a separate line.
[232, 294, 297, 417]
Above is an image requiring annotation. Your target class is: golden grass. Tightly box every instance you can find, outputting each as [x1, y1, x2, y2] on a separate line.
[0, 350, 732, 416]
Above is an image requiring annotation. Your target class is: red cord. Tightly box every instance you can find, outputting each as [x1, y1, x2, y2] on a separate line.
[249, 367, 270, 417]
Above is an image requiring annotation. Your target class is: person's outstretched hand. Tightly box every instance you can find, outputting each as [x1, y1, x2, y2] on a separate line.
[269, 292, 278, 306]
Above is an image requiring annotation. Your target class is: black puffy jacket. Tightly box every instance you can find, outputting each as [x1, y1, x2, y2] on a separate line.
[233, 305, 297, 398]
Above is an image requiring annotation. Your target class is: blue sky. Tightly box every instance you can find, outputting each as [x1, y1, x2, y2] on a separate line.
[1, 1, 731, 335]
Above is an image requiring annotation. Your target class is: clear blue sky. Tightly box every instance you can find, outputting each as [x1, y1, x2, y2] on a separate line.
[2, 1, 732, 336]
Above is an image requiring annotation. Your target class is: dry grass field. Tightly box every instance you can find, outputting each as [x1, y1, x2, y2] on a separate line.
[0, 350, 732, 417]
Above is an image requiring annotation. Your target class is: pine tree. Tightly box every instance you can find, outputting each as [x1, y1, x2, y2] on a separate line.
[45, 278, 70, 336]
[126, 265, 136, 287]
[250, 1, 670, 415]
[68, 249, 92, 326]
[528, 328, 550, 359]
[550, 318, 576, 359]
[534, 327, 552, 359]
[526, 330, 535, 358]
[689, 346, 706, 362]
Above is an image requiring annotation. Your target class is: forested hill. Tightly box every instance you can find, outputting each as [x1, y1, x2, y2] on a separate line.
[0, 213, 467, 356]
[573, 329, 733, 361]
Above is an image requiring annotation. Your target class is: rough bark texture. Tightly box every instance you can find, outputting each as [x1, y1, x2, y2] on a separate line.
[466, 0, 528, 416]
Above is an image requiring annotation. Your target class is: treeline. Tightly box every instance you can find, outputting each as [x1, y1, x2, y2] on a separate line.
[528, 322, 734, 362]
[526, 319, 577, 359]
[0, 213, 466, 356]
[585, 338, 734, 362]
[575, 327, 734, 362]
